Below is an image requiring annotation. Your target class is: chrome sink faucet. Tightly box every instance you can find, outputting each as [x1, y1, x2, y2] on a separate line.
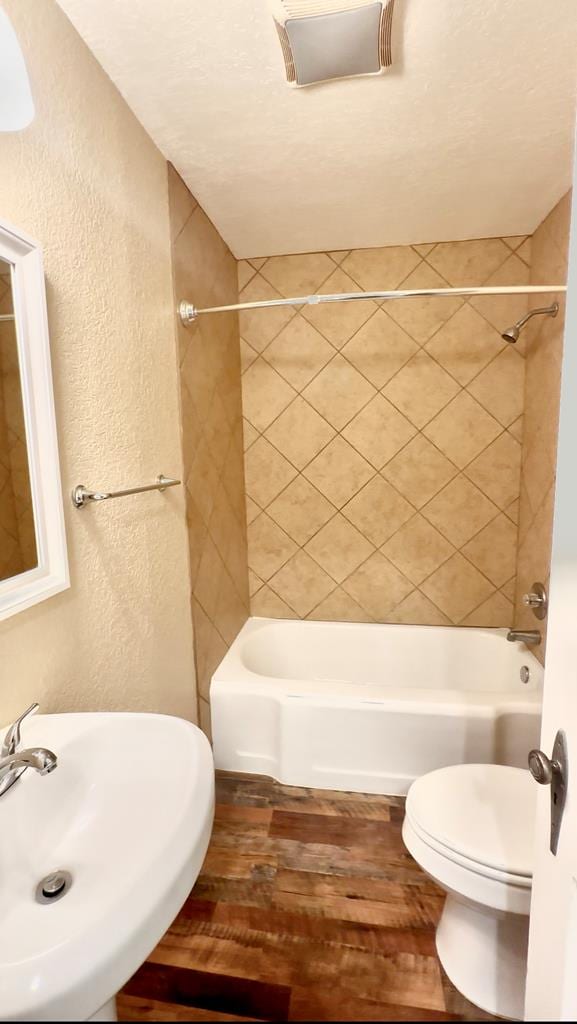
[0, 703, 57, 798]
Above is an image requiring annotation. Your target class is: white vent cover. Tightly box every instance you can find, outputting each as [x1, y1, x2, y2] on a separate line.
[269, 0, 395, 87]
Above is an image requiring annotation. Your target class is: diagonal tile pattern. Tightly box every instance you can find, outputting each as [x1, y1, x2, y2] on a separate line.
[425, 303, 504, 386]
[302, 267, 377, 348]
[342, 245, 421, 291]
[302, 354, 376, 430]
[239, 274, 294, 353]
[382, 515, 455, 587]
[343, 476, 414, 548]
[342, 395, 416, 469]
[342, 309, 419, 388]
[303, 436, 374, 508]
[383, 434, 458, 509]
[240, 239, 526, 627]
[305, 514, 374, 584]
[422, 476, 499, 549]
[265, 396, 336, 470]
[268, 549, 335, 618]
[261, 252, 335, 297]
[423, 391, 502, 469]
[385, 262, 463, 343]
[382, 351, 460, 429]
[169, 166, 250, 731]
[264, 316, 334, 391]
[268, 476, 335, 547]
[244, 436, 297, 509]
[514, 192, 571, 663]
[242, 358, 296, 433]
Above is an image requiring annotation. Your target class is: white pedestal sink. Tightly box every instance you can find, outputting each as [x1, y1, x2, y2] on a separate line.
[0, 712, 214, 1021]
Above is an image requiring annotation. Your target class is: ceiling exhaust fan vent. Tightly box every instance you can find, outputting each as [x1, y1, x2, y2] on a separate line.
[269, 0, 395, 87]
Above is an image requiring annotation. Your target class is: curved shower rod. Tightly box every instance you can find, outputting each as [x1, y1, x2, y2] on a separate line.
[178, 284, 566, 324]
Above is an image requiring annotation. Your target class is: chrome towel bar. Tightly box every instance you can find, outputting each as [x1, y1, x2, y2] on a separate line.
[72, 474, 181, 509]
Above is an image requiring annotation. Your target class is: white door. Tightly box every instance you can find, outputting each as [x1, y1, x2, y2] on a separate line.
[525, 177, 577, 1021]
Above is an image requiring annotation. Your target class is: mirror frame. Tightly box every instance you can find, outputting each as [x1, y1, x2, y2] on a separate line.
[0, 219, 68, 620]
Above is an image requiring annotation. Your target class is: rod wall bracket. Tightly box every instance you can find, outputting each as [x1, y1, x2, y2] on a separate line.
[179, 300, 198, 326]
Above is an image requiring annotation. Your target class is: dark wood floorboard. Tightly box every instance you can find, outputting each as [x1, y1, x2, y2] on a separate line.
[118, 773, 498, 1022]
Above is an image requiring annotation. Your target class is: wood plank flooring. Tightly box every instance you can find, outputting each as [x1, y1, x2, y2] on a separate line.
[118, 774, 498, 1022]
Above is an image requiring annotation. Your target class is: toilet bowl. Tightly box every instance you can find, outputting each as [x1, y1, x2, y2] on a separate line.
[402, 763, 536, 1021]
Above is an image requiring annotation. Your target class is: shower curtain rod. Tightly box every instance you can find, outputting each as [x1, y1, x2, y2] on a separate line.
[178, 284, 566, 324]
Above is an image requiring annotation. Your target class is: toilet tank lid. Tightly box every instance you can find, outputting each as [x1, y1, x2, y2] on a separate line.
[405, 764, 536, 878]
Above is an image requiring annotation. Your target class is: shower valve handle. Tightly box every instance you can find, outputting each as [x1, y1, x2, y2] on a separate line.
[522, 582, 548, 620]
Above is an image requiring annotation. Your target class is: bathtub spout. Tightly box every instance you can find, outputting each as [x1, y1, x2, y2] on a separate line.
[507, 629, 541, 646]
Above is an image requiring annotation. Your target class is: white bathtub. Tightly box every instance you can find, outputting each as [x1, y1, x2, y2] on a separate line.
[211, 618, 543, 795]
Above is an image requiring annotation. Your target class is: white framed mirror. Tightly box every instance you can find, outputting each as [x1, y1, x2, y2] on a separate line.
[0, 220, 68, 620]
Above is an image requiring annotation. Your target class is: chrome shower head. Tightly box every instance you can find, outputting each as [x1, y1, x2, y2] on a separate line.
[501, 302, 559, 344]
[501, 324, 521, 344]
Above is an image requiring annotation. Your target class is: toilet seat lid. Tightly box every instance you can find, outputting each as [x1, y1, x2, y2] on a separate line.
[405, 764, 536, 879]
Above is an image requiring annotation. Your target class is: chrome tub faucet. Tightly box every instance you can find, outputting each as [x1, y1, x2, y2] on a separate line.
[506, 629, 542, 646]
[0, 703, 57, 797]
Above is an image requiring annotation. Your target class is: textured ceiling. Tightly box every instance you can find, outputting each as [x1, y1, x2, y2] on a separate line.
[57, 0, 577, 258]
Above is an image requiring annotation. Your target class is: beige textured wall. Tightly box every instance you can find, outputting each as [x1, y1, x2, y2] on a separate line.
[241, 240, 530, 626]
[0, 0, 197, 722]
[515, 193, 571, 662]
[168, 167, 249, 738]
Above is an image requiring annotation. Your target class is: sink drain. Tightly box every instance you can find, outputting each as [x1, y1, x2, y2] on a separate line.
[35, 870, 72, 904]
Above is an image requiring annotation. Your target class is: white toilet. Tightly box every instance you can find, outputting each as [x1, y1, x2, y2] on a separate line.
[402, 763, 536, 1021]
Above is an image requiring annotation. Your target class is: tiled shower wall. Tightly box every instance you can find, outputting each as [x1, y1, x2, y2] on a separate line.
[240, 239, 531, 625]
[514, 192, 571, 662]
[168, 166, 249, 734]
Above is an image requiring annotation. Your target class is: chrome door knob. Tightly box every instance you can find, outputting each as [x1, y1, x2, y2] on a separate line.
[528, 748, 559, 785]
[528, 731, 568, 856]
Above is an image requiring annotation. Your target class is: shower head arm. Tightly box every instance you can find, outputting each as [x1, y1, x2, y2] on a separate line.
[513, 302, 559, 332]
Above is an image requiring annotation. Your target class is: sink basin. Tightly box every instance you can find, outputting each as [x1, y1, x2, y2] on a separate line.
[0, 712, 214, 1021]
